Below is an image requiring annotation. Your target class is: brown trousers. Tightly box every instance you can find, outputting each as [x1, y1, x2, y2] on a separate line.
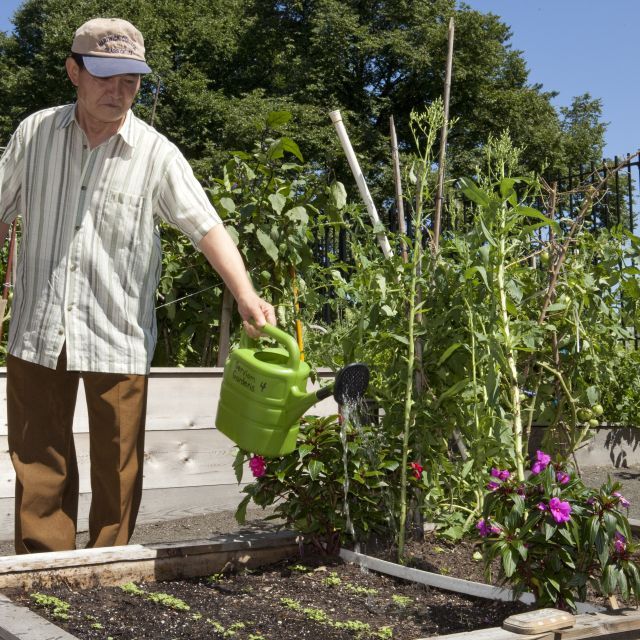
[7, 349, 148, 554]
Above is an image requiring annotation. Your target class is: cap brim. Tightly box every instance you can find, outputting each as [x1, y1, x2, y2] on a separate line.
[82, 55, 151, 77]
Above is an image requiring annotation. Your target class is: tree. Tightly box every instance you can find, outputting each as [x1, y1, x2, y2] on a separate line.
[0, 0, 607, 178]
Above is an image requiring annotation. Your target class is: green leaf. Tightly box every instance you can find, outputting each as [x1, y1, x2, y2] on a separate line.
[281, 137, 304, 161]
[435, 378, 470, 407]
[257, 228, 279, 262]
[501, 546, 517, 577]
[459, 177, 491, 207]
[269, 193, 286, 215]
[513, 205, 561, 234]
[219, 197, 236, 214]
[287, 206, 309, 224]
[266, 111, 292, 128]
[331, 181, 347, 209]
[307, 459, 325, 481]
[464, 266, 489, 290]
[601, 564, 617, 595]
[235, 495, 250, 524]
[437, 343, 462, 367]
[479, 216, 497, 246]
[233, 449, 245, 484]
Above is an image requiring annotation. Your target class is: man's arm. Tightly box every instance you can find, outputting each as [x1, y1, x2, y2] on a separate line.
[198, 223, 276, 337]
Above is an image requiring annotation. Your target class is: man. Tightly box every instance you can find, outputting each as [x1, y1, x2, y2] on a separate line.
[0, 17, 275, 554]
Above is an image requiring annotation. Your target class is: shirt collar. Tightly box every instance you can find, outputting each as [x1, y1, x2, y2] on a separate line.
[57, 103, 137, 149]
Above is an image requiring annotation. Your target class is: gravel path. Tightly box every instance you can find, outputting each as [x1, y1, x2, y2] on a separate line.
[0, 466, 637, 557]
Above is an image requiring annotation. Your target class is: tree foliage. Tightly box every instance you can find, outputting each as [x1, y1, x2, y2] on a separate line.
[0, 0, 607, 181]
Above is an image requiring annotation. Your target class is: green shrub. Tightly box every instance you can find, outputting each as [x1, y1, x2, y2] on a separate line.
[235, 414, 406, 553]
[477, 450, 640, 611]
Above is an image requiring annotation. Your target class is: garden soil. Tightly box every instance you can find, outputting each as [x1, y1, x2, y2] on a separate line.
[0, 465, 638, 639]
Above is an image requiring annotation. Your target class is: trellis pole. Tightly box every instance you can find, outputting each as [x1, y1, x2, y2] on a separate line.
[329, 110, 393, 259]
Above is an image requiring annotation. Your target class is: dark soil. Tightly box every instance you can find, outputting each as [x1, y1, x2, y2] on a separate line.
[4, 543, 528, 640]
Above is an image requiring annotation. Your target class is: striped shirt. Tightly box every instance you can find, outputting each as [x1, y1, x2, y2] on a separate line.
[0, 104, 221, 374]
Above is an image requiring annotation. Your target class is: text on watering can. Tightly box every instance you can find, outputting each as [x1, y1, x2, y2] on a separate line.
[232, 364, 268, 393]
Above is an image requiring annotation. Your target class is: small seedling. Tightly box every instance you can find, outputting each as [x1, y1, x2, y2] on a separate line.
[119, 582, 145, 596]
[289, 564, 309, 572]
[322, 572, 341, 587]
[344, 583, 378, 596]
[303, 606, 330, 623]
[280, 597, 302, 610]
[146, 591, 190, 611]
[391, 594, 413, 608]
[30, 593, 71, 621]
[206, 572, 225, 583]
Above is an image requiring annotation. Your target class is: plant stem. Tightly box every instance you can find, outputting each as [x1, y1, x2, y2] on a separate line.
[397, 179, 422, 562]
[497, 232, 524, 481]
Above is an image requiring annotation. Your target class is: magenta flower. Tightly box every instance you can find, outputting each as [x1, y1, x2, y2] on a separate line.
[548, 497, 572, 524]
[537, 502, 547, 511]
[487, 481, 501, 491]
[531, 450, 551, 475]
[556, 471, 570, 485]
[491, 467, 511, 482]
[249, 455, 267, 478]
[613, 492, 630, 508]
[614, 532, 627, 555]
[476, 519, 501, 537]
[410, 461, 424, 480]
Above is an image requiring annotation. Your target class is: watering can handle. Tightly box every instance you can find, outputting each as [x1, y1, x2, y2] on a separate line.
[240, 323, 301, 371]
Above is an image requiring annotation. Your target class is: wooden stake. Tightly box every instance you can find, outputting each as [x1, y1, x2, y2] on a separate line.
[390, 115, 408, 264]
[433, 17, 455, 252]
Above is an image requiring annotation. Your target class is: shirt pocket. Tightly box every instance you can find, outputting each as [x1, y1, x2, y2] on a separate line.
[99, 190, 153, 291]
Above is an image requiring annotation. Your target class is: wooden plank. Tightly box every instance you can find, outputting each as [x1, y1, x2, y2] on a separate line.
[0, 368, 338, 436]
[414, 629, 552, 640]
[555, 610, 640, 639]
[0, 531, 301, 590]
[0, 429, 242, 498]
[340, 549, 601, 615]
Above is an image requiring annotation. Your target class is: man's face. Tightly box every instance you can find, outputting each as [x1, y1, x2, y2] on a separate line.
[66, 57, 141, 126]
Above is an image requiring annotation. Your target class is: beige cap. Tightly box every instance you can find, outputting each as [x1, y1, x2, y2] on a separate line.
[71, 18, 152, 76]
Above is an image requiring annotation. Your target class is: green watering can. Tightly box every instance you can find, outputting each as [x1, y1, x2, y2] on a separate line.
[215, 323, 369, 457]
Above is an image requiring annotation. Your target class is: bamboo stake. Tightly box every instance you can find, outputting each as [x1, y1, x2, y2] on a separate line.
[432, 17, 455, 252]
[216, 285, 235, 366]
[329, 110, 393, 258]
[390, 116, 408, 264]
[289, 264, 304, 361]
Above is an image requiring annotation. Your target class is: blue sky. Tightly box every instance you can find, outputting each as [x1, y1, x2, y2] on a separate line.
[0, 0, 636, 159]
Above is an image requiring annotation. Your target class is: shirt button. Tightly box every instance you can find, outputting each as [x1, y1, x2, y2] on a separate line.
[75, 225, 80, 231]
[58, 329, 64, 336]
[80, 186, 87, 191]
[67, 305, 73, 311]
[70, 265, 77, 272]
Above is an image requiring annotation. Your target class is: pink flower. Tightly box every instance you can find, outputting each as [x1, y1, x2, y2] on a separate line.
[531, 450, 551, 475]
[487, 481, 501, 491]
[548, 497, 572, 524]
[537, 502, 547, 511]
[410, 461, 424, 480]
[249, 455, 267, 478]
[614, 532, 627, 555]
[556, 471, 570, 485]
[491, 467, 511, 482]
[476, 519, 501, 537]
[613, 492, 630, 508]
